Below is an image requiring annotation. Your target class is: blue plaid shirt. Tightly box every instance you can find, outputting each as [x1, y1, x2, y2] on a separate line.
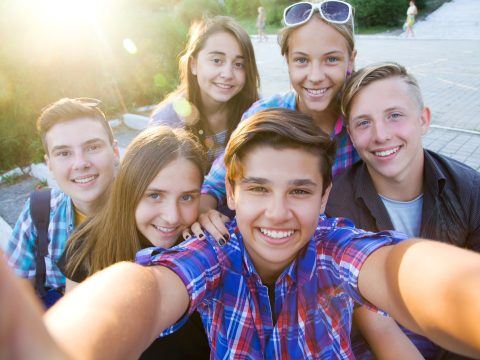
[136, 216, 405, 359]
[5, 188, 73, 289]
[201, 91, 360, 205]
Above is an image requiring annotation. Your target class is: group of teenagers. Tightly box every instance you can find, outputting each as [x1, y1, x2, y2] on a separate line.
[3, 1, 480, 359]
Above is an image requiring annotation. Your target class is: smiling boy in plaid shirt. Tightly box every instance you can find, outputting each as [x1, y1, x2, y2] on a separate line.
[45, 109, 480, 359]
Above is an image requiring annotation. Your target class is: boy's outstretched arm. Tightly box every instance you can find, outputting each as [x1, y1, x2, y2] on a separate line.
[44, 262, 189, 360]
[359, 239, 480, 358]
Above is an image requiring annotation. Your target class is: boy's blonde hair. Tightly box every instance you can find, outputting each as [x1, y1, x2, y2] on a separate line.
[341, 62, 424, 121]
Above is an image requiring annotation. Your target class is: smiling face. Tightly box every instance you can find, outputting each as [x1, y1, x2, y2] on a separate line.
[134, 156, 202, 248]
[287, 17, 355, 120]
[45, 118, 118, 215]
[347, 77, 430, 189]
[226, 145, 330, 283]
[190, 31, 246, 109]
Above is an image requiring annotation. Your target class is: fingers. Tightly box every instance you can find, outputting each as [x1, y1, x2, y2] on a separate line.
[190, 222, 205, 239]
[198, 210, 230, 245]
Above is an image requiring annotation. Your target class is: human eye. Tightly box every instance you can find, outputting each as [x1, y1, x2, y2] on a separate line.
[87, 143, 103, 152]
[180, 193, 195, 202]
[294, 57, 308, 65]
[388, 112, 403, 121]
[248, 186, 268, 193]
[234, 61, 244, 69]
[54, 150, 70, 158]
[290, 188, 311, 196]
[147, 192, 162, 201]
[326, 56, 339, 64]
[211, 57, 223, 65]
[354, 119, 370, 129]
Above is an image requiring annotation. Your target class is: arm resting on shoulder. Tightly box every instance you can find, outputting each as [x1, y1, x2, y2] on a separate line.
[44, 262, 189, 360]
[354, 306, 424, 359]
[359, 239, 480, 358]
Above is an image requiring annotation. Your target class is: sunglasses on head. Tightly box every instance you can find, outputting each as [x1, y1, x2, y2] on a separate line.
[283, 1, 353, 28]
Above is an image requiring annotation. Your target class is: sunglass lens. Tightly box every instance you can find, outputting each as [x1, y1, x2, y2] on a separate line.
[320, 1, 350, 22]
[285, 3, 313, 25]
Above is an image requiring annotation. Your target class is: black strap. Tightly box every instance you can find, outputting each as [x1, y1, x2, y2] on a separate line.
[30, 188, 51, 296]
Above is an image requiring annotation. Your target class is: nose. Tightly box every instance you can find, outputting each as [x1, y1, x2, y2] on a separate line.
[220, 63, 234, 79]
[264, 193, 291, 223]
[162, 199, 180, 225]
[307, 62, 326, 83]
[373, 120, 392, 142]
[72, 151, 91, 170]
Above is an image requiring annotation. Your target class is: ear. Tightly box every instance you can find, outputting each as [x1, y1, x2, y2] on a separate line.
[347, 49, 357, 74]
[320, 183, 332, 214]
[112, 139, 120, 166]
[190, 57, 197, 76]
[225, 178, 236, 211]
[419, 107, 431, 135]
[44, 154, 52, 171]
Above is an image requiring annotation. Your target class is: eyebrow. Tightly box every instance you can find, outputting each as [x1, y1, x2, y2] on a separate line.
[240, 177, 317, 187]
[207, 51, 244, 59]
[50, 138, 108, 153]
[145, 188, 201, 194]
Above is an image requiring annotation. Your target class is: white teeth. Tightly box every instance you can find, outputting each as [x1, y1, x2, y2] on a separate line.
[374, 147, 400, 157]
[73, 175, 97, 184]
[305, 88, 327, 96]
[153, 224, 177, 233]
[259, 228, 294, 239]
[216, 83, 233, 89]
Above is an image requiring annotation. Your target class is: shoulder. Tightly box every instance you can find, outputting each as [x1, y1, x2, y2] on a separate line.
[150, 99, 184, 128]
[314, 216, 407, 262]
[426, 150, 480, 191]
[242, 91, 297, 120]
[326, 162, 363, 216]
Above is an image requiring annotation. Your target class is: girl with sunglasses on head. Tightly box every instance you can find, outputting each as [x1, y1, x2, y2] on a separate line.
[58, 126, 210, 359]
[150, 15, 260, 169]
[196, 0, 361, 241]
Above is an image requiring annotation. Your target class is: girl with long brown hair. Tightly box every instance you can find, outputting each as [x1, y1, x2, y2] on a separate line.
[59, 126, 209, 359]
[150, 15, 260, 168]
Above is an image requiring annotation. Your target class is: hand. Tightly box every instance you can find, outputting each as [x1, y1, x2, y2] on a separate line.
[183, 209, 230, 246]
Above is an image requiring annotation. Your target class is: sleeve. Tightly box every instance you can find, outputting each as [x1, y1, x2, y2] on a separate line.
[318, 218, 407, 309]
[201, 153, 227, 205]
[135, 236, 223, 335]
[201, 99, 268, 204]
[4, 198, 37, 279]
[149, 101, 184, 128]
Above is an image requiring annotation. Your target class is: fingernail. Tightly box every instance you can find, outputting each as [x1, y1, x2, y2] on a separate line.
[217, 237, 226, 246]
[198, 233, 205, 239]
[184, 234, 191, 240]
[224, 233, 230, 241]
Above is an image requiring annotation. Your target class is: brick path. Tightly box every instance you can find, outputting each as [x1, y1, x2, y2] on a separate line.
[252, 0, 480, 170]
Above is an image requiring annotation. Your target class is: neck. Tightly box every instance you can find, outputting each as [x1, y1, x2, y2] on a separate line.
[201, 95, 228, 133]
[72, 200, 94, 216]
[297, 97, 339, 135]
[370, 151, 425, 201]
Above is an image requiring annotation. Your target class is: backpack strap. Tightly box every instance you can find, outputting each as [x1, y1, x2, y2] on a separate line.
[30, 188, 52, 296]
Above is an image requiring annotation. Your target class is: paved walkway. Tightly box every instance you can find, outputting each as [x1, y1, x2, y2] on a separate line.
[253, 0, 480, 170]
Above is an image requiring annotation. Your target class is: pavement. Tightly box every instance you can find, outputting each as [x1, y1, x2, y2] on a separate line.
[1, 0, 480, 241]
[254, 0, 480, 170]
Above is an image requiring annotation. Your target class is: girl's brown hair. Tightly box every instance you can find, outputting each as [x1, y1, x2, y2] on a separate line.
[153, 16, 260, 148]
[65, 126, 206, 278]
